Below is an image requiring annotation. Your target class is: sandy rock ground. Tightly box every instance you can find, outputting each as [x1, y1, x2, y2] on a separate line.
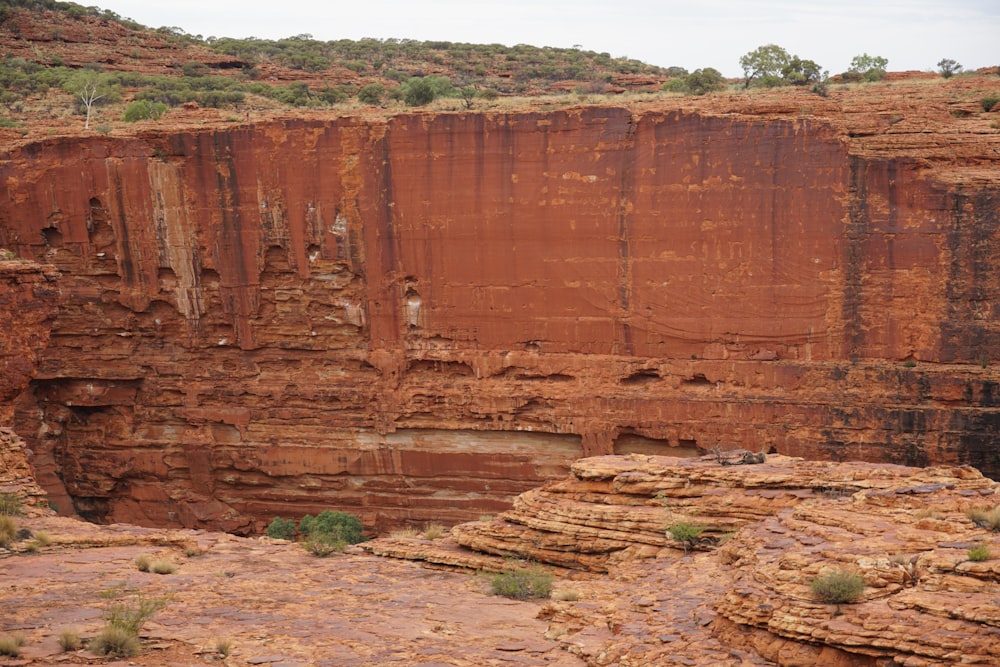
[1, 515, 581, 666]
[5, 449, 1000, 667]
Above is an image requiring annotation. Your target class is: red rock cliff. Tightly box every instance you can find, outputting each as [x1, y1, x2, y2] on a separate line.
[1, 100, 999, 532]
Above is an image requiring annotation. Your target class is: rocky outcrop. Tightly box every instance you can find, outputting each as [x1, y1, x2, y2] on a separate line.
[1, 82, 999, 531]
[368, 454, 1000, 665]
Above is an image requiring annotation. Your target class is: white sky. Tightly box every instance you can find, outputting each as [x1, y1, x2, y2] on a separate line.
[98, 0, 998, 78]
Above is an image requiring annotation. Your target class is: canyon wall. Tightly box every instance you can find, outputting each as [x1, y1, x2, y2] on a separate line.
[1, 106, 999, 532]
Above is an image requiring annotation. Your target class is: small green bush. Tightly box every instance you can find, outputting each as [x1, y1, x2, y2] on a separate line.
[968, 543, 993, 561]
[490, 565, 554, 600]
[809, 568, 866, 604]
[667, 521, 705, 551]
[266, 516, 296, 540]
[122, 99, 167, 122]
[134, 554, 152, 572]
[981, 96, 1000, 113]
[298, 510, 364, 544]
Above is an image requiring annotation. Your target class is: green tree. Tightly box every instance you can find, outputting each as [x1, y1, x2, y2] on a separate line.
[781, 57, 824, 86]
[458, 85, 477, 108]
[63, 70, 117, 129]
[846, 53, 888, 82]
[739, 44, 791, 88]
[402, 77, 435, 106]
[937, 58, 961, 78]
[684, 68, 725, 95]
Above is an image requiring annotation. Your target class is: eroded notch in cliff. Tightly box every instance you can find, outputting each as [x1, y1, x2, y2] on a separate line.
[620, 369, 660, 386]
[613, 431, 700, 457]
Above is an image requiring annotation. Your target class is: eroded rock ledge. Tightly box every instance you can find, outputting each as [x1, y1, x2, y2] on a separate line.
[366, 454, 1000, 665]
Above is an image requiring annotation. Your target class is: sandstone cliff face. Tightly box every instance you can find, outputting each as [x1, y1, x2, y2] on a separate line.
[0, 258, 58, 422]
[1, 102, 999, 531]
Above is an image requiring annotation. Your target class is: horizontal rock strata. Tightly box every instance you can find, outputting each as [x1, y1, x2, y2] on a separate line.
[0, 90, 998, 530]
[369, 454, 1000, 665]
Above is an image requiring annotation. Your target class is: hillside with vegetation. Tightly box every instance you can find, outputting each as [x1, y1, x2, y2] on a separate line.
[0, 0, 683, 120]
[0, 0, 994, 136]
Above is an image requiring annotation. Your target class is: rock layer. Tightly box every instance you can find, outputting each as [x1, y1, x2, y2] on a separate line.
[368, 454, 1000, 666]
[1, 90, 999, 530]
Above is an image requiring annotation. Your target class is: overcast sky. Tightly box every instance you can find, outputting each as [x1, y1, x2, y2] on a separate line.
[98, 0, 998, 78]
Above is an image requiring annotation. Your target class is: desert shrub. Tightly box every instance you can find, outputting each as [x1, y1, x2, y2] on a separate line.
[981, 96, 1000, 113]
[809, 568, 865, 604]
[0, 515, 16, 547]
[298, 510, 364, 544]
[215, 637, 232, 656]
[122, 99, 167, 122]
[57, 630, 81, 652]
[490, 564, 553, 600]
[667, 521, 705, 551]
[402, 77, 436, 106]
[357, 83, 385, 105]
[968, 506, 1000, 531]
[91, 625, 140, 657]
[478, 87, 499, 101]
[151, 559, 176, 574]
[181, 61, 210, 77]
[91, 590, 168, 656]
[134, 554, 152, 572]
[937, 58, 961, 78]
[0, 633, 25, 657]
[422, 523, 446, 540]
[551, 588, 580, 601]
[968, 543, 993, 562]
[266, 516, 296, 540]
[103, 591, 169, 636]
[0, 492, 22, 515]
[304, 533, 346, 557]
[662, 78, 688, 93]
[389, 527, 420, 538]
